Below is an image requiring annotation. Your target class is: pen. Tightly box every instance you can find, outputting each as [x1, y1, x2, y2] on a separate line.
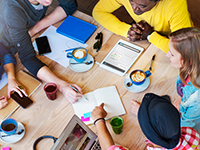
[149, 54, 156, 71]
[62, 48, 76, 52]
[69, 85, 89, 101]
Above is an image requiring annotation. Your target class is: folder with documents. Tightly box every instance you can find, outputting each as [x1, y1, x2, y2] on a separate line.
[56, 15, 97, 44]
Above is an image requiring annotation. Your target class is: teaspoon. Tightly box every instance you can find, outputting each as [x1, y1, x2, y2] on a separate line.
[70, 61, 93, 65]
[2, 129, 24, 137]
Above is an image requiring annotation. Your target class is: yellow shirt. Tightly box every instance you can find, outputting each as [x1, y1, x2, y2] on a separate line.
[93, 0, 193, 53]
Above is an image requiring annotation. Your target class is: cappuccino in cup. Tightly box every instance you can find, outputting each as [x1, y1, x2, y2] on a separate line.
[131, 71, 145, 82]
[128, 69, 151, 86]
[67, 47, 88, 63]
[73, 49, 87, 59]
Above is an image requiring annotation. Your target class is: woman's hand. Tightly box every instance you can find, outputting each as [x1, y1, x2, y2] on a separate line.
[91, 103, 107, 121]
[0, 96, 8, 109]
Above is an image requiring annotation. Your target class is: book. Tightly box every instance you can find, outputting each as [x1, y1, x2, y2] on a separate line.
[72, 86, 126, 125]
[56, 15, 97, 44]
[0, 70, 41, 119]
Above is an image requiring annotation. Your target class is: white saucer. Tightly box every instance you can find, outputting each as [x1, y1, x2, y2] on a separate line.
[69, 54, 94, 72]
[124, 75, 150, 93]
[0, 122, 25, 143]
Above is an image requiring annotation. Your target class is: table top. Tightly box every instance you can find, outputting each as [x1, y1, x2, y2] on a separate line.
[0, 11, 179, 150]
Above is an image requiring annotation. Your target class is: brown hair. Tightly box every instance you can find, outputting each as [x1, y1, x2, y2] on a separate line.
[169, 27, 200, 88]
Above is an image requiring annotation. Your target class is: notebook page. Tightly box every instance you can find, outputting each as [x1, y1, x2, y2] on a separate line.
[93, 86, 126, 119]
[72, 92, 97, 125]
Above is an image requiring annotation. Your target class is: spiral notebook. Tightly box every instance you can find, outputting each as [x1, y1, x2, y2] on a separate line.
[56, 15, 97, 44]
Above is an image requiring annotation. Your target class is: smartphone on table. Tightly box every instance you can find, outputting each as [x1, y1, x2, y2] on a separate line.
[11, 91, 33, 109]
[35, 36, 52, 55]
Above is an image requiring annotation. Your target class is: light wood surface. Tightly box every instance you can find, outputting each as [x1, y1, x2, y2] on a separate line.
[0, 71, 41, 120]
[0, 11, 179, 150]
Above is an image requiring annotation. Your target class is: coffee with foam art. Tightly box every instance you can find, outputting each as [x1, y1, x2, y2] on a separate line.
[73, 49, 87, 59]
[131, 71, 145, 82]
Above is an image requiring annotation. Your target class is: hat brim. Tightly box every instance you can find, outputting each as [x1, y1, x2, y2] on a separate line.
[138, 93, 181, 149]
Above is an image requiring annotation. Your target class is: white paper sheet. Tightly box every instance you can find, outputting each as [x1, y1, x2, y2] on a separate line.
[0, 73, 7, 90]
[32, 25, 88, 68]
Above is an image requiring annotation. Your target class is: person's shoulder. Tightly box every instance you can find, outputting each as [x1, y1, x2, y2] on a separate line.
[162, 0, 187, 8]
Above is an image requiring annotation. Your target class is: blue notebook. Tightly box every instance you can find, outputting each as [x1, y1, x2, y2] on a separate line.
[56, 15, 97, 44]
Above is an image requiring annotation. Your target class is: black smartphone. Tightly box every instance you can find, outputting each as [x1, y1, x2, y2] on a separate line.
[35, 36, 52, 55]
[11, 91, 33, 109]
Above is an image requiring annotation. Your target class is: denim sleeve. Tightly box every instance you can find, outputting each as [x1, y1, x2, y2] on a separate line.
[2, 53, 16, 66]
[180, 90, 200, 127]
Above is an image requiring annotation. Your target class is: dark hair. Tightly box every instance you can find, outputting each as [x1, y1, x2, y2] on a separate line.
[169, 27, 200, 89]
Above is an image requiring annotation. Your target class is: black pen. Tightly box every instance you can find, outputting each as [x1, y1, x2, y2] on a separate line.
[149, 54, 156, 71]
[69, 85, 89, 101]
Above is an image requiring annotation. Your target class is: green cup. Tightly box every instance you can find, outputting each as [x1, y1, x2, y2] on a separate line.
[110, 117, 123, 134]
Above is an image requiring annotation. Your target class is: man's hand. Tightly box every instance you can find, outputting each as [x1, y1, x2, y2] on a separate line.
[127, 23, 143, 42]
[59, 83, 83, 103]
[0, 96, 8, 109]
[91, 103, 107, 121]
[136, 20, 154, 40]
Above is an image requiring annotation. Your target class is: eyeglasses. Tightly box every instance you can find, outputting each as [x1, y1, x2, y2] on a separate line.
[93, 32, 103, 52]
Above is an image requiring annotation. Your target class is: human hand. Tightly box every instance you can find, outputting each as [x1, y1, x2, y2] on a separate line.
[59, 83, 83, 103]
[127, 23, 143, 42]
[173, 97, 181, 112]
[0, 96, 8, 109]
[131, 100, 140, 116]
[7, 78, 27, 98]
[136, 20, 154, 40]
[91, 103, 107, 121]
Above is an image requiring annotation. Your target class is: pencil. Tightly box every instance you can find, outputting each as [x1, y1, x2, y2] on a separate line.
[62, 48, 75, 52]
[69, 85, 89, 101]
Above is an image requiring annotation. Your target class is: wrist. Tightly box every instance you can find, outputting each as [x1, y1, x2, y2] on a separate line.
[94, 118, 105, 125]
[147, 30, 154, 41]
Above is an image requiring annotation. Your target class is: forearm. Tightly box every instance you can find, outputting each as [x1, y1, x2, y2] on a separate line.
[148, 31, 169, 53]
[29, 6, 67, 37]
[3, 63, 16, 82]
[37, 66, 69, 90]
[95, 121, 115, 150]
[92, 0, 131, 37]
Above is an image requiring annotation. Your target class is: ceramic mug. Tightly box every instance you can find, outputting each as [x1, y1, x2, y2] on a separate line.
[127, 69, 151, 86]
[67, 47, 88, 63]
[0, 118, 18, 135]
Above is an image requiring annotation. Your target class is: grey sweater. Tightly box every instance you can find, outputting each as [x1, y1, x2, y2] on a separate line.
[0, 0, 77, 76]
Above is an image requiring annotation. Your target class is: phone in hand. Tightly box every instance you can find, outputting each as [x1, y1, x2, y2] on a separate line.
[11, 91, 33, 109]
[35, 36, 52, 55]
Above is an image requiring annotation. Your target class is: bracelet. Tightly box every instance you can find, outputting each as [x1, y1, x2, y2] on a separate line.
[95, 119, 105, 125]
[94, 118, 105, 125]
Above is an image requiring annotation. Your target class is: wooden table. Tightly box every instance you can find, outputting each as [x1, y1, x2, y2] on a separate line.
[0, 11, 179, 150]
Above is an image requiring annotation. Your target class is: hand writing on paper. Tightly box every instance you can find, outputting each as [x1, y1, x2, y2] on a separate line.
[59, 83, 82, 103]
[91, 103, 107, 121]
[0, 96, 8, 109]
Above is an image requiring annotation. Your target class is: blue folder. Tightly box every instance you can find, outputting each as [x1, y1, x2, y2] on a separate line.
[56, 15, 97, 44]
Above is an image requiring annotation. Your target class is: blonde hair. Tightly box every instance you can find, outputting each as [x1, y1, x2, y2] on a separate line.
[169, 27, 200, 89]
